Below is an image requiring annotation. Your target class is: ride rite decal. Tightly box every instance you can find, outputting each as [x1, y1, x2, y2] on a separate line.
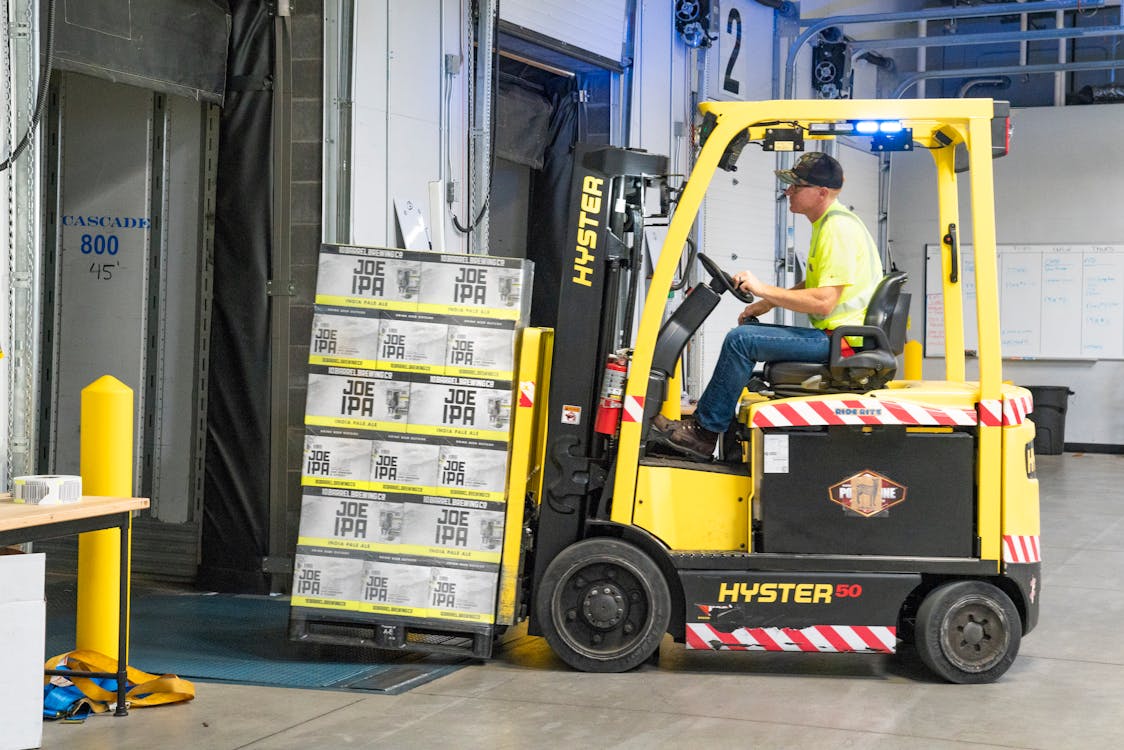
[829, 469, 907, 517]
[571, 175, 603, 287]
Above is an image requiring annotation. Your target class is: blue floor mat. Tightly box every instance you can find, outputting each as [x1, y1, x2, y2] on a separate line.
[45, 583, 467, 694]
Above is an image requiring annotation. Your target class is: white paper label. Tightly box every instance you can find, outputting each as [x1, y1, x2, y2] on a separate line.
[763, 433, 789, 473]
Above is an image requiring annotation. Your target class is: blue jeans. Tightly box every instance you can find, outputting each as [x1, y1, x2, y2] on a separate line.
[692, 323, 830, 433]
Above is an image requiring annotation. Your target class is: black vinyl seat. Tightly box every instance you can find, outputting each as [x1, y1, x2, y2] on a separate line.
[762, 271, 910, 396]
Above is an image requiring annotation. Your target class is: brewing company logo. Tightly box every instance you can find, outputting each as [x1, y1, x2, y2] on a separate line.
[828, 469, 907, 517]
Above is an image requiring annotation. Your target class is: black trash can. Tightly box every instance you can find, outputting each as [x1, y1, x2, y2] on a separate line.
[1024, 385, 1074, 455]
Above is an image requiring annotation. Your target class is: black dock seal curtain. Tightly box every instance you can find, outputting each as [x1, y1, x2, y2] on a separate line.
[527, 76, 582, 327]
[200, 0, 273, 594]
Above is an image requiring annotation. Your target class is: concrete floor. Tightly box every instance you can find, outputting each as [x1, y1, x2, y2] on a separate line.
[40, 452, 1124, 750]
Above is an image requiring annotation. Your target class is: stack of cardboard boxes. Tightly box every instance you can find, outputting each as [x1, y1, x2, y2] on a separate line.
[291, 245, 531, 629]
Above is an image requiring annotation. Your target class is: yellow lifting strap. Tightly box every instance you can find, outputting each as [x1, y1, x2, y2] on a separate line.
[45, 649, 196, 709]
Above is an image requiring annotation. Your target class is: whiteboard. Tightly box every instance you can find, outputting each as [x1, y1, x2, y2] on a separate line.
[925, 244, 1124, 360]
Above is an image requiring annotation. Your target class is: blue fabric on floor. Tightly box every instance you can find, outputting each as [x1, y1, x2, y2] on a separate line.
[45, 588, 465, 694]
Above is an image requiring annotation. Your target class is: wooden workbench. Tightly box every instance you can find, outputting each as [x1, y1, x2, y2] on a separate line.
[0, 495, 149, 716]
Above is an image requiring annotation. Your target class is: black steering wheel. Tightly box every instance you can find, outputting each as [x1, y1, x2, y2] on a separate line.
[698, 253, 755, 304]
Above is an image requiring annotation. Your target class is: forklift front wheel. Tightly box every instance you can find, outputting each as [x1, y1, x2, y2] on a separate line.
[915, 580, 1022, 684]
[537, 538, 671, 673]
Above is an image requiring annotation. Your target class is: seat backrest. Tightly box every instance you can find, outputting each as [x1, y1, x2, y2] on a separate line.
[862, 271, 909, 354]
[886, 291, 911, 355]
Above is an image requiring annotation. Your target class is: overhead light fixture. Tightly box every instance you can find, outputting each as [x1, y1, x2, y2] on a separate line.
[804, 119, 912, 151]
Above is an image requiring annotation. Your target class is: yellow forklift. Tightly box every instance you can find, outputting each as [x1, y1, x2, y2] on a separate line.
[502, 98, 1040, 684]
[290, 99, 1040, 685]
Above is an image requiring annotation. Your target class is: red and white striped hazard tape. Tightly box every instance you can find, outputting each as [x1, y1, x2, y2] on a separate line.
[622, 395, 645, 423]
[686, 624, 897, 653]
[752, 394, 1034, 429]
[1002, 534, 1041, 564]
[978, 393, 1033, 427]
[752, 398, 975, 428]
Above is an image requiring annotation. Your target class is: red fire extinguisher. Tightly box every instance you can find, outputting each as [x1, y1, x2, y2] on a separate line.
[594, 357, 628, 435]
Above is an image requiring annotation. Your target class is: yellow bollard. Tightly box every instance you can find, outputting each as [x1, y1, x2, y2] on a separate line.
[903, 339, 923, 381]
[77, 375, 134, 659]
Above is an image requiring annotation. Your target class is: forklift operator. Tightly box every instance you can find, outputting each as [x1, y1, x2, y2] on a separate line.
[654, 151, 883, 459]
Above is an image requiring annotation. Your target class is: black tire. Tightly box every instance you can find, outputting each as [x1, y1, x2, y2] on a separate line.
[536, 538, 671, 673]
[915, 580, 1021, 684]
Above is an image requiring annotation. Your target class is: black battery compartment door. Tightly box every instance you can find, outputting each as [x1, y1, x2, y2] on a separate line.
[759, 427, 975, 558]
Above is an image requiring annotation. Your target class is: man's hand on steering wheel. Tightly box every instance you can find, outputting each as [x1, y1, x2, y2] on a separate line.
[697, 253, 754, 304]
[731, 269, 763, 297]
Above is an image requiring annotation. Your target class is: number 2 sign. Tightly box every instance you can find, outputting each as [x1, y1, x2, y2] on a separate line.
[708, 0, 771, 102]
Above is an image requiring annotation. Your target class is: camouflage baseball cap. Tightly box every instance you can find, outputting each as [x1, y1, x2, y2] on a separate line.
[775, 152, 844, 189]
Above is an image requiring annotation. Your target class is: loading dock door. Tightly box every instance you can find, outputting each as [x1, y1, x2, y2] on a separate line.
[40, 72, 214, 580]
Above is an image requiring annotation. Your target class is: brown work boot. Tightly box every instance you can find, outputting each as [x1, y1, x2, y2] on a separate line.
[651, 415, 718, 460]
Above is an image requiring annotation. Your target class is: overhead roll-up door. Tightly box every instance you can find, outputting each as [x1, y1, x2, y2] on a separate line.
[51, 0, 229, 103]
[500, 0, 628, 66]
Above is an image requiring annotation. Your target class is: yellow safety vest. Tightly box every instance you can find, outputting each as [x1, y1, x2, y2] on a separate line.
[805, 200, 883, 332]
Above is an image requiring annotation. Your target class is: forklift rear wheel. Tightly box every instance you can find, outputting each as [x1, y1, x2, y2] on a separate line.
[537, 538, 671, 673]
[915, 580, 1021, 684]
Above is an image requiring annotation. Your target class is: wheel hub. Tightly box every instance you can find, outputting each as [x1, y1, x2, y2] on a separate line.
[944, 599, 1007, 671]
[581, 583, 626, 629]
[960, 617, 986, 646]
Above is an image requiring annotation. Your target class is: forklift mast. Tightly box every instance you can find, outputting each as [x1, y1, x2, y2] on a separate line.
[530, 145, 668, 621]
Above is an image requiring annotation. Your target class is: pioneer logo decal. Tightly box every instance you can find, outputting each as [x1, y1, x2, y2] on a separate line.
[829, 469, 907, 517]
